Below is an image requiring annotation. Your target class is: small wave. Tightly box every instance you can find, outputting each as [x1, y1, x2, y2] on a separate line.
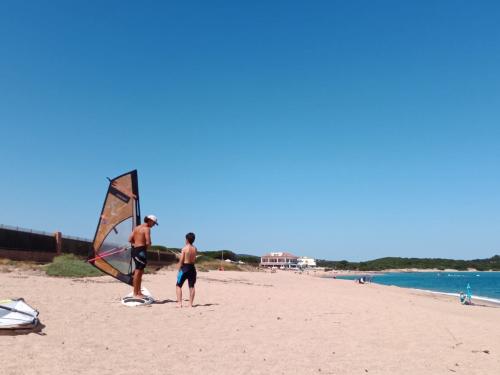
[425, 290, 500, 305]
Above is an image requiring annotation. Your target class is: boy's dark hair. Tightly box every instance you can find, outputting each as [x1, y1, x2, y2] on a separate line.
[186, 232, 195, 244]
[144, 216, 150, 223]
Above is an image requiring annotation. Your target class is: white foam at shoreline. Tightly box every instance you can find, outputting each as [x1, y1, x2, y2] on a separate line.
[422, 289, 500, 305]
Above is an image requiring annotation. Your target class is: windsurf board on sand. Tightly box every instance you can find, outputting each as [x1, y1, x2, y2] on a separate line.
[0, 298, 39, 330]
[121, 288, 154, 307]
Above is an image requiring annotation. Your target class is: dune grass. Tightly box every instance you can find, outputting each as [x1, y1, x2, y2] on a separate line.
[196, 258, 256, 272]
[46, 254, 103, 278]
[0, 258, 42, 273]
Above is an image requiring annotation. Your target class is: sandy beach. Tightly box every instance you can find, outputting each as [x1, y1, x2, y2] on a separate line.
[1, 269, 499, 375]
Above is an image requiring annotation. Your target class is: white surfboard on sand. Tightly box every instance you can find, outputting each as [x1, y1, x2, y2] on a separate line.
[0, 298, 39, 330]
[121, 288, 155, 307]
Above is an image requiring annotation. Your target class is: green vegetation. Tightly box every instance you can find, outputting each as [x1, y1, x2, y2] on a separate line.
[198, 250, 260, 266]
[6, 245, 499, 275]
[180, 250, 259, 271]
[41, 247, 500, 275]
[196, 259, 248, 272]
[236, 254, 261, 266]
[317, 255, 500, 271]
[0, 258, 42, 273]
[46, 254, 103, 277]
[201, 250, 237, 261]
[149, 246, 500, 271]
[150, 245, 181, 253]
[151, 246, 261, 267]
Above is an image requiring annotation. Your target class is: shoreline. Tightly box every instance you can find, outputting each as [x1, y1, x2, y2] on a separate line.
[330, 268, 498, 275]
[423, 290, 500, 307]
[319, 269, 500, 305]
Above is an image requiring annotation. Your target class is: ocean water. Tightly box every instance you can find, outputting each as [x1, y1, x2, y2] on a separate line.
[337, 272, 500, 303]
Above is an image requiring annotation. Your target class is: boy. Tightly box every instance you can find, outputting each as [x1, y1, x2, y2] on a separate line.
[176, 232, 197, 307]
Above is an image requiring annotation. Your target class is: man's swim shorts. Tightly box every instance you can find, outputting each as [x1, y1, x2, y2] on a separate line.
[132, 246, 147, 270]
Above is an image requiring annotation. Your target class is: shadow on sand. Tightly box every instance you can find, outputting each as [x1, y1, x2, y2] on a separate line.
[151, 299, 219, 308]
[0, 322, 46, 336]
[192, 303, 219, 307]
[153, 299, 177, 305]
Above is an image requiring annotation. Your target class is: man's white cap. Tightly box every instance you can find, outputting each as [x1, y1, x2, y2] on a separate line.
[146, 214, 159, 225]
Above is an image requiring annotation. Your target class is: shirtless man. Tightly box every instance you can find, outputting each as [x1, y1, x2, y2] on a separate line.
[176, 232, 198, 307]
[128, 215, 158, 298]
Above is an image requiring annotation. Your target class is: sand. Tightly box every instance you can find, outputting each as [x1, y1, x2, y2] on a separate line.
[1, 269, 499, 375]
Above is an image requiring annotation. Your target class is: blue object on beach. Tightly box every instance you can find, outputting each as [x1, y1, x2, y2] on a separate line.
[466, 283, 472, 302]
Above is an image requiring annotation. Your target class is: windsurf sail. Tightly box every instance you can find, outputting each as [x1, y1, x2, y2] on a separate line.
[0, 298, 39, 330]
[89, 170, 140, 285]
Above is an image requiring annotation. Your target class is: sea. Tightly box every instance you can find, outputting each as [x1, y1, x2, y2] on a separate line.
[336, 272, 500, 304]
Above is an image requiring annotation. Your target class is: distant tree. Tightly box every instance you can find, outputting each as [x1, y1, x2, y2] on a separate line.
[336, 260, 350, 270]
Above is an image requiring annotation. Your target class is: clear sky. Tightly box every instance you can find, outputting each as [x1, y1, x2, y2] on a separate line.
[1, 1, 499, 261]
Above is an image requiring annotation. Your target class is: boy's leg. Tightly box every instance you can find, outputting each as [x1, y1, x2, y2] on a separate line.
[189, 287, 195, 307]
[176, 285, 182, 307]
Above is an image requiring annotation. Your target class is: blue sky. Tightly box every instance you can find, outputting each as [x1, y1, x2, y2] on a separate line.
[1, 1, 499, 261]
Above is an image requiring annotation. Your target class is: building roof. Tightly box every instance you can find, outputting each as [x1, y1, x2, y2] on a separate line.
[261, 252, 298, 259]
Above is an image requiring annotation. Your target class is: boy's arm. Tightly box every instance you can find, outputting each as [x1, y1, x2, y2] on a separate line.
[128, 230, 134, 245]
[177, 248, 185, 270]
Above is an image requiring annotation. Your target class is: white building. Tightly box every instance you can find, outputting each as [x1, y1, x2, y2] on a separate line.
[260, 252, 298, 269]
[297, 256, 316, 268]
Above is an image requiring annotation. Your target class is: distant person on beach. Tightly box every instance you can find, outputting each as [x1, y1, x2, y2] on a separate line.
[176, 232, 198, 307]
[128, 215, 158, 298]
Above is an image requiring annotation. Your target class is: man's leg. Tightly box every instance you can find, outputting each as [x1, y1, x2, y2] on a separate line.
[133, 269, 144, 297]
[176, 285, 182, 307]
[137, 269, 144, 296]
[189, 287, 195, 307]
[133, 270, 139, 296]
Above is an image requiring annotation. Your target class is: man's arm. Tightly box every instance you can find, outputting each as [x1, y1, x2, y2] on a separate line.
[128, 230, 135, 245]
[145, 227, 151, 248]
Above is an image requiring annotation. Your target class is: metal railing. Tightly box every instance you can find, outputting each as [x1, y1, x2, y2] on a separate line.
[0, 223, 54, 237]
[0, 224, 92, 243]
